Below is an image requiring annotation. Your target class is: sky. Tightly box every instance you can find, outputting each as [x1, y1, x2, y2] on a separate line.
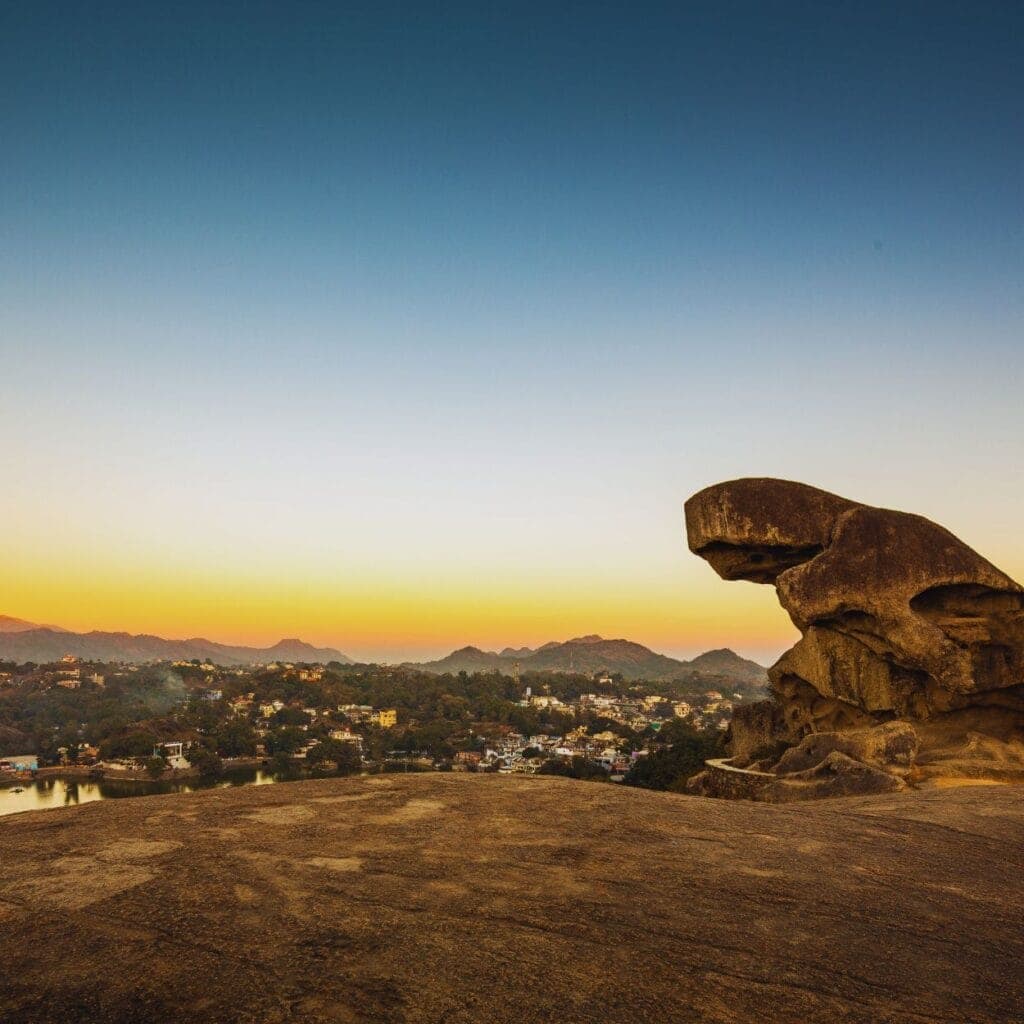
[1, 2, 1022, 664]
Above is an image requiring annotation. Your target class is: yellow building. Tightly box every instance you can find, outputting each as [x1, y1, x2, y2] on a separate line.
[372, 708, 398, 729]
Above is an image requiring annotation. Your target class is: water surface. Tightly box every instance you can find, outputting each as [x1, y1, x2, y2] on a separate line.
[0, 768, 287, 818]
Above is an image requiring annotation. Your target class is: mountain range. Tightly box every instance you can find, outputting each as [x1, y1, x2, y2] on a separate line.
[0, 616, 768, 686]
[0, 615, 69, 634]
[0, 617, 351, 666]
[409, 634, 768, 684]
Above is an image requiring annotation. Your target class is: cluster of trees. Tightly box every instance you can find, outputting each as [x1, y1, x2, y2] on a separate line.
[0, 661, 730, 792]
[0, 666, 192, 764]
[95, 697, 261, 762]
[305, 738, 361, 775]
[538, 756, 610, 781]
[623, 719, 725, 792]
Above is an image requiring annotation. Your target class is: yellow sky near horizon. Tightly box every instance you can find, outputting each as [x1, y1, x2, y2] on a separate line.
[8, 513, 1024, 665]
[6, 448, 1024, 666]
[5, 551, 800, 664]
[6, 459, 1024, 666]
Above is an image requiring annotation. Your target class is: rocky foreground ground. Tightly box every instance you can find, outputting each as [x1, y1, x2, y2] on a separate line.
[1, 775, 1022, 1024]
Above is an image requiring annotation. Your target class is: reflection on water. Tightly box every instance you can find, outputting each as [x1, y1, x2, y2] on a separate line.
[0, 768, 290, 817]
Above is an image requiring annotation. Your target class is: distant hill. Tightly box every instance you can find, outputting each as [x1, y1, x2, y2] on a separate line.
[682, 648, 770, 684]
[525, 635, 688, 678]
[421, 646, 513, 673]
[0, 622, 351, 666]
[0, 614, 765, 685]
[0, 615, 68, 634]
[410, 635, 768, 685]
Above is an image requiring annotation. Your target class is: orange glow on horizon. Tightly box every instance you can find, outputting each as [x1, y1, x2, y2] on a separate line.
[7, 503, 1018, 667]
[6, 552, 800, 665]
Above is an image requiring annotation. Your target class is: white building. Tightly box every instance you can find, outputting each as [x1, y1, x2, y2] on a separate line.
[155, 742, 191, 770]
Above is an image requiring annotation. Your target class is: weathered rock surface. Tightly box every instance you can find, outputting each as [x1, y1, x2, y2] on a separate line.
[764, 750, 907, 802]
[2, 774, 1024, 1024]
[687, 725, 916, 803]
[685, 478, 1024, 786]
[726, 699, 790, 763]
[772, 722, 919, 776]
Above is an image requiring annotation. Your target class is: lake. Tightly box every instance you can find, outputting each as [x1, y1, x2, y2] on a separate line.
[0, 767, 288, 818]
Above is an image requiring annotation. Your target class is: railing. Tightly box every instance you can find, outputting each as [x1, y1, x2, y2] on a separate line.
[693, 756, 776, 800]
[704, 756, 775, 778]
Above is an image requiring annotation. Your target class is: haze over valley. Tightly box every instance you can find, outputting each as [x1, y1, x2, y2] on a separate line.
[0, 614, 765, 686]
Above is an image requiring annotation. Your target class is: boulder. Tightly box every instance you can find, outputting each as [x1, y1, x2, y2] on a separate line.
[685, 478, 1024, 790]
[726, 699, 789, 765]
[915, 731, 1024, 783]
[773, 721, 919, 776]
[764, 751, 907, 802]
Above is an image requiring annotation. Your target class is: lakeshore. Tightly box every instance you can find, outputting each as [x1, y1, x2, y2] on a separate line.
[0, 765, 282, 818]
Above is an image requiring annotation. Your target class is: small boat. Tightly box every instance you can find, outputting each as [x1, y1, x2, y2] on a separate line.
[11, 787, 24, 794]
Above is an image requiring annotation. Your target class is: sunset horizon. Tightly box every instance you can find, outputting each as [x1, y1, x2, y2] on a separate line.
[3, 5, 1023, 1019]
[5, 472, 1022, 666]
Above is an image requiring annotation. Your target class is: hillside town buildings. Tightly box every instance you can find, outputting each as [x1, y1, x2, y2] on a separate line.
[0, 653, 751, 783]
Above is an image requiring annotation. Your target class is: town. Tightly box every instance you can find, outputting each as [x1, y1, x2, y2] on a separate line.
[0, 653, 762, 793]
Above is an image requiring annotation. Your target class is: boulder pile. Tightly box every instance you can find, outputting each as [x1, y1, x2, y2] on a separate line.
[684, 478, 1024, 798]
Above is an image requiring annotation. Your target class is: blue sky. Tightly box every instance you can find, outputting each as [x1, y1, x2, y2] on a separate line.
[2, 3, 1021, 661]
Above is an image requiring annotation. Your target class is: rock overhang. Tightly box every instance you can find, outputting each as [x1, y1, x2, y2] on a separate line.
[684, 477, 1024, 792]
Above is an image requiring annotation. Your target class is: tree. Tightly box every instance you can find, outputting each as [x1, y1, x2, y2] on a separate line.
[623, 722, 722, 791]
[333, 742, 361, 776]
[307, 739, 361, 776]
[189, 746, 223, 778]
[212, 718, 258, 757]
[274, 706, 312, 728]
[538, 756, 608, 782]
[144, 755, 167, 779]
[267, 726, 306, 755]
[181, 695, 226, 734]
[101, 730, 160, 760]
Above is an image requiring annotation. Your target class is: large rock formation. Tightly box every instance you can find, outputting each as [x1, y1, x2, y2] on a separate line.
[2, 774, 1024, 1023]
[685, 478, 1024, 791]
